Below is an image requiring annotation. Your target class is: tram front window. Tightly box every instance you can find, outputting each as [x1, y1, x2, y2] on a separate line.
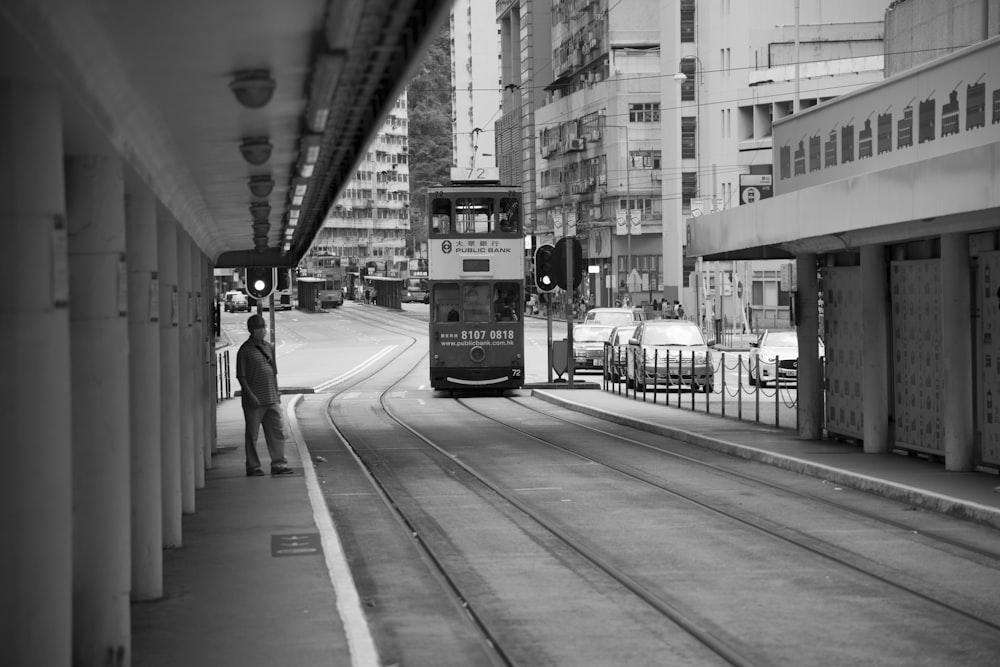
[462, 283, 491, 322]
[493, 282, 520, 321]
[434, 283, 461, 322]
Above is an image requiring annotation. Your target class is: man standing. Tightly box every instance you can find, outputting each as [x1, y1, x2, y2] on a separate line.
[236, 314, 294, 476]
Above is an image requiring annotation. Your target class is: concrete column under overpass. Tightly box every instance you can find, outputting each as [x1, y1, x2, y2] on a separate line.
[204, 254, 218, 464]
[796, 253, 823, 440]
[190, 239, 205, 489]
[861, 245, 891, 454]
[177, 229, 196, 513]
[0, 80, 73, 667]
[157, 207, 183, 546]
[941, 233, 974, 471]
[66, 154, 132, 664]
[125, 181, 163, 600]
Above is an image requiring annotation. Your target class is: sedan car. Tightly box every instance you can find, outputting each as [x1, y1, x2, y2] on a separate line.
[224, 291, 249, 312]
[625, 320, 714, 392]
[748, 329, 826, 386]
[605, 324, 637, 382]
[582, 307, 646, 327]
[572, 324, 614, 373]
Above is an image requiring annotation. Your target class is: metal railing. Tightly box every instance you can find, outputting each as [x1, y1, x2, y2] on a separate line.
[602, 343, 802, 429]
[216, 350, 232, 401]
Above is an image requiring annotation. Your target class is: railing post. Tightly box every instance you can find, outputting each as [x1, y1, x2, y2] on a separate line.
[775, 354, 781, 428]
[738, 354, 743, 421]
[690, 350, 695, 411]
[755, 359, 761, 424]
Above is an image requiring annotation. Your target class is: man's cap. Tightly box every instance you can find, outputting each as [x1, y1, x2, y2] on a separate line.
[247, 314, 266, 330]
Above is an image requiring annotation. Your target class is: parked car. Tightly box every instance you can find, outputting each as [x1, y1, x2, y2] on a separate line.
[748, 329, 825, 386]
[606, 324, 638, 382]
[625, 319, 714, 392]
[583, 307, 646, 327]
[572, 324, 614, 373]
[224, 290, 248, 312]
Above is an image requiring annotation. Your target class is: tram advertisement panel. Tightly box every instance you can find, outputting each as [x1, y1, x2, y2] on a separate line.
[428, 238, 523, 279]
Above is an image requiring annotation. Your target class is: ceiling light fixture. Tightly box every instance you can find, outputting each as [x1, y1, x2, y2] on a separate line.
[239, 137, 273, 165]
[230, 70, 276, 109]
[250, 202, 271, 221]
[248, 175, 274, 198]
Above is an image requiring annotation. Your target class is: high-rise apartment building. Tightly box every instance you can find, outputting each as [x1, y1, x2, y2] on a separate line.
[311, 95, 412, 274]
[451, 0, 502, 179]
[496, 0, 885, 316]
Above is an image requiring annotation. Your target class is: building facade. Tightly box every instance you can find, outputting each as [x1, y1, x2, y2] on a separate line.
[689, 0, 1000, 467]
[451, 0, 502, 179]
[312, 94, 412, 275]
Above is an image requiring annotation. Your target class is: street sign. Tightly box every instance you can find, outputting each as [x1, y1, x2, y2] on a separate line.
[739, 173, 773, 205]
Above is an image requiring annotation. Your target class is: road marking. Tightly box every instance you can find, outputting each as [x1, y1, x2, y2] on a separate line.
[313, 345, 398, 392]
[286, 398, 381, 667]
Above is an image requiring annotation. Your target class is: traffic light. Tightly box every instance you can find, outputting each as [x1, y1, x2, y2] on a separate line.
[534, 244, 556, 293]
[276, 267, 290, 291]
[246, 266, 274, 300]
[553, 237, 584, 291]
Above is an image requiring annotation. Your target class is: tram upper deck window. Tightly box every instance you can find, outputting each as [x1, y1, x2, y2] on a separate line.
[498, 197, 520, 234]
[431, 197, 451, 234]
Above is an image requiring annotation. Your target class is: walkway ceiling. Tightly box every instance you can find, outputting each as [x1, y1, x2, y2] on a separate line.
[0, 0, 452, 268]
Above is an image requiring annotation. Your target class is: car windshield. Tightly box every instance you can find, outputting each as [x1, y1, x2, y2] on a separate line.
[574, 326, 612, 342]
[764, 331, 798, 346]
[588, 312, 635, 326]
[643, 325, 705, 346]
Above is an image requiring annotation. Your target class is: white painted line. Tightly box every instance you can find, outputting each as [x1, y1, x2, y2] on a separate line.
[313, 345, 398, 393]
[286, 397, 381, 667]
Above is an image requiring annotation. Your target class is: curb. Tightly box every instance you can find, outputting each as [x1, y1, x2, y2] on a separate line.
[531, 389, 1000, 530]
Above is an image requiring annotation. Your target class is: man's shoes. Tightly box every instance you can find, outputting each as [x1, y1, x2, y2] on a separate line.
[246, 468, 266, 477]
[271, 466, 295, 476]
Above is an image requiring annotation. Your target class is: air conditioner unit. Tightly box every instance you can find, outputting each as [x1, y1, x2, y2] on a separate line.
[588, 130, 601, 142]
[598, 174, 607, 186]
[540, 146, 552, 158]
[589, 38, 598, 50]
[568, 137, 586, 151]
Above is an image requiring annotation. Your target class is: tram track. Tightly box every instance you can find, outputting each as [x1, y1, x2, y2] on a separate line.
[456, 396, 1000, 633]
[294, 306, 1000, 665]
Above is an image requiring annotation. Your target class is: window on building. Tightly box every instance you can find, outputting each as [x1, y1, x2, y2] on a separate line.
[680, 59, 696, 102]
[680, 0, 695, 42]
[628, 103, 660, 123]
[629, 150, 661, 169]
[681, 117, 697, 158]
[682, 172, 697, 208]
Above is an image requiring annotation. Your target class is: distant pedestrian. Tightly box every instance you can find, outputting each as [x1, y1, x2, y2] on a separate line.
[236, 314, 294, 476]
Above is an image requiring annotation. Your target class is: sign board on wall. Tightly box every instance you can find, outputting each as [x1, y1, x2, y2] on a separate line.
[739, 174, 773, 204]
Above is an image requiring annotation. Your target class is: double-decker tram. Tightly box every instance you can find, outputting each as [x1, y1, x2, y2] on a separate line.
[427, 182, 524, 392]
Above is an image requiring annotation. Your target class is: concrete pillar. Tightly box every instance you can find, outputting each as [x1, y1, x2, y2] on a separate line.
[941, 233, 974, 470]
[861, 245, 891, 454]
[66, 155, 131, 664]
[0, 79, 72, 667]
[157, 208, 182, 546]
[190, 241, 206, 489]
[205, 256, 219, 461]
[125, 180, 163, 599]
[796, 253, 823, 439]
[177, 229, 196, 513]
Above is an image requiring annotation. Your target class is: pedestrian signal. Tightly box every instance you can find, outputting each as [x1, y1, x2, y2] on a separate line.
[246, 266, 274, 299]
[534, 244, 556, 293]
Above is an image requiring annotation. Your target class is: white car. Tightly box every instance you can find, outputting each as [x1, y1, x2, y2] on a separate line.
[625, 320, 714, 392]
[748, 329, 825, 386]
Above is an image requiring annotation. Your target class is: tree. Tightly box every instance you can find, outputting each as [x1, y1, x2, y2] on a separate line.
[407, 25, 452, 252]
